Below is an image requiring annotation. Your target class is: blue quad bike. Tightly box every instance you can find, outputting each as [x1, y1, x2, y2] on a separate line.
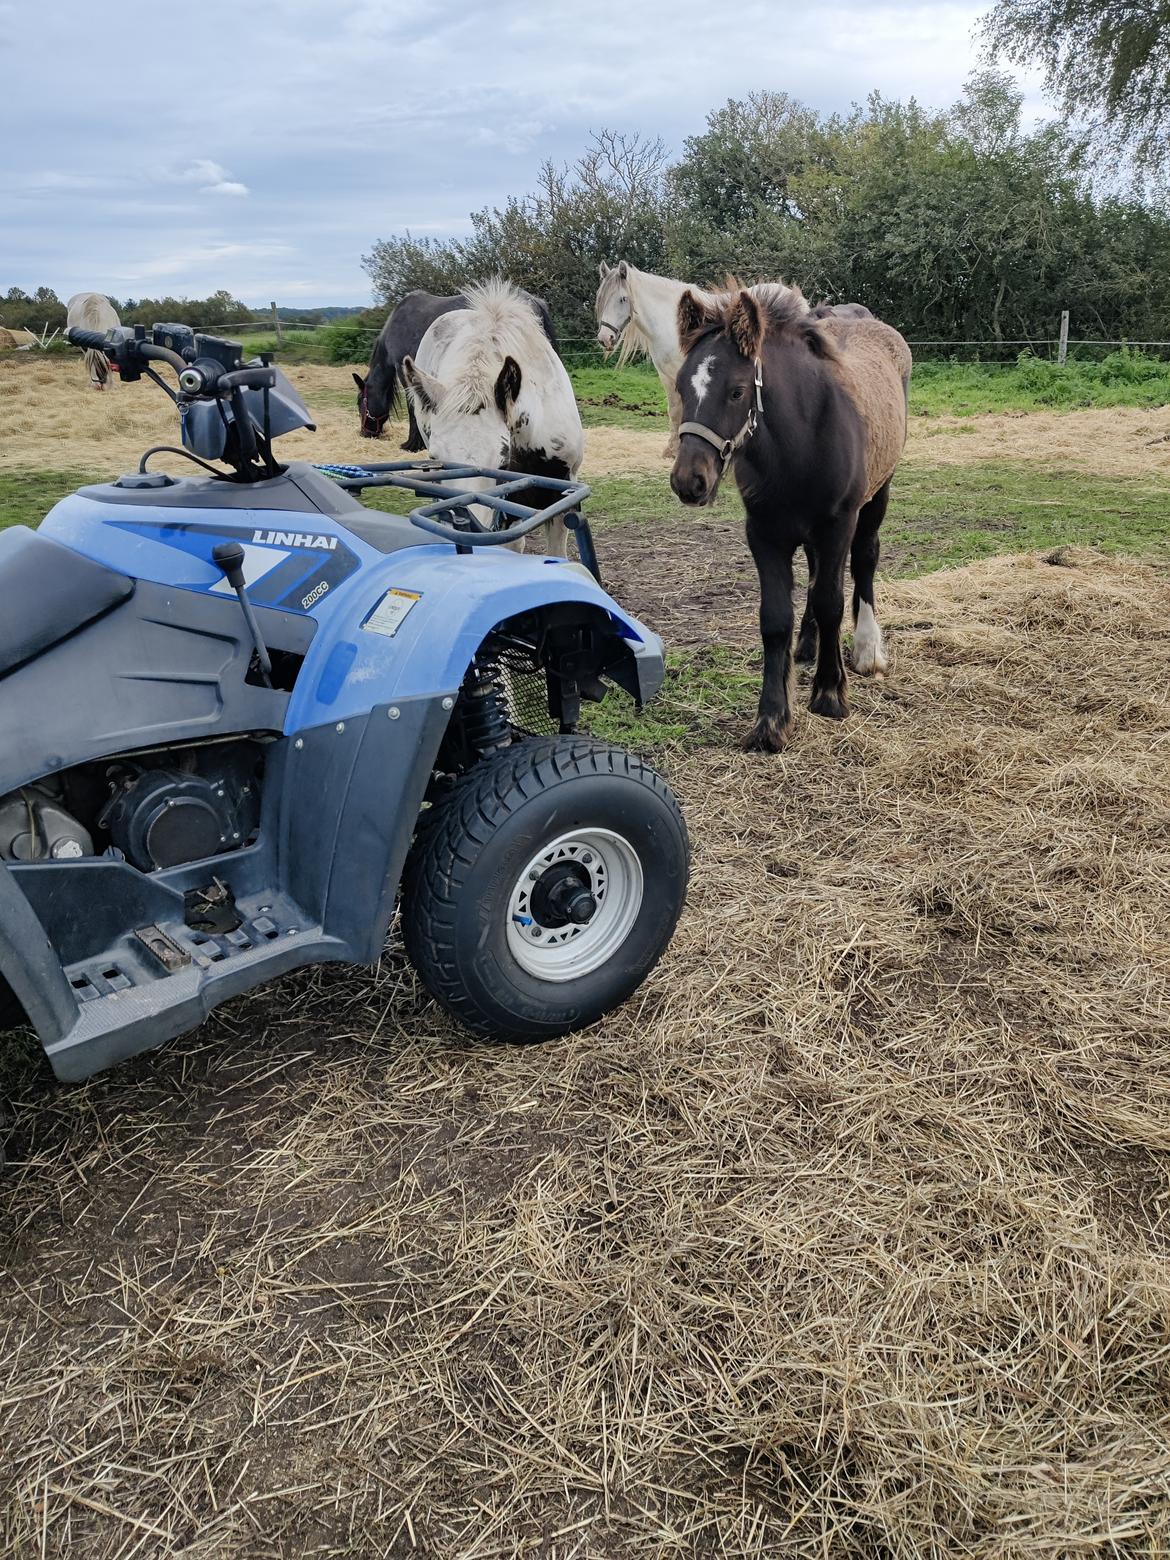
[0, 323, 688, 1082]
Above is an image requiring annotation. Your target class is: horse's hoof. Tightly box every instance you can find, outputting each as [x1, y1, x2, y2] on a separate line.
[809, 687, 849, 721]
[851, 643, 888, 677]
[742, 715, 793, 752]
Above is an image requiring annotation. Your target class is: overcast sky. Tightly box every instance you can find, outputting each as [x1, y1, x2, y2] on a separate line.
[2, 0, 1036, 306]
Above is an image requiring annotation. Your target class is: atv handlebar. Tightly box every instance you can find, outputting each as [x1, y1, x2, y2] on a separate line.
[64, 327, 273, 397]
[66, 326, 188, 374]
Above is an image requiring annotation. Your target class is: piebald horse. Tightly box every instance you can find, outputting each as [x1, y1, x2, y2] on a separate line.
[671, 283, 911, 752]
[401, 279, 584, 556]
[66, 293, 120, 389]
[355, 288, 558, 449]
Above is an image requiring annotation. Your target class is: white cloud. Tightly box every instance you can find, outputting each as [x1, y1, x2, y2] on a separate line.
[175, 159, 250, 197]
[471, 120, 548, 156]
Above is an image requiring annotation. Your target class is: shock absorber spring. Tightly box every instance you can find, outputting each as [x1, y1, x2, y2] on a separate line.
[458, 652, 512, 755]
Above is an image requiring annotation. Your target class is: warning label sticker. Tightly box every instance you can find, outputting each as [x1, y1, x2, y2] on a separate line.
[363, 588, 422, 638]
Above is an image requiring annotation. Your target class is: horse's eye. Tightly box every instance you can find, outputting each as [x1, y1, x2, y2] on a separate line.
[730, 386, 745, 401]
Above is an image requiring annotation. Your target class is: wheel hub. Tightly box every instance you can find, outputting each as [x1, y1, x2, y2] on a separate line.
[530, 862, 597, 927]
[506, 828, 644, 981]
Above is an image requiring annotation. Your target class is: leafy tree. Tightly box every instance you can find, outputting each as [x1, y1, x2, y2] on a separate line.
[983, 0, 1170, 181]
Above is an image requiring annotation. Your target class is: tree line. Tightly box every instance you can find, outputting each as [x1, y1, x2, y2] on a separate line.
[362, 73, 1170, 346]
[0, 289, 370, 335]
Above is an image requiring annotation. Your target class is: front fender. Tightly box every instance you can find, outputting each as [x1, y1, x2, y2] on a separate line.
[284, 546, 664, 731]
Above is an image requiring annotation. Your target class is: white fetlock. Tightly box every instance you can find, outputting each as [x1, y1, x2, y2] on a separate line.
[853, 601, 887, 676]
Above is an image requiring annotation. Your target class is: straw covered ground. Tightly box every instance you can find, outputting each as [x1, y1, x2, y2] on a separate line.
[2, 352, 1170, 1556]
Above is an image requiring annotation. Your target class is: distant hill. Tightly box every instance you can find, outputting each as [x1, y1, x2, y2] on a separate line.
[270, 305, 367, 322]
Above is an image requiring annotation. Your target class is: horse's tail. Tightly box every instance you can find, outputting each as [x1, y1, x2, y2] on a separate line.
[385, 361, 403, 420]
[85, 347, 110, 387]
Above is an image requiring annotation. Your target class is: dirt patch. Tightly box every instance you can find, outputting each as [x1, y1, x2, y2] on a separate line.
[600, 516, 757, 645]
[3, 547, 1170, 1555]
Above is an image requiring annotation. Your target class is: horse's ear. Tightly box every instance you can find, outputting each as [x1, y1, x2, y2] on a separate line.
[599, 260, 611, 279]
[677, 289, 716, 351]
[728, 291, 764, 358]
[401, 355, 442, 414]
[494, 355, 522, 412]
[617, 260, 628, 280]
[352, 371, 365, 390]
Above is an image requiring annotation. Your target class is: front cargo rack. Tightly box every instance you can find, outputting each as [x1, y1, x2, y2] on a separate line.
[316, 460, 600, 581]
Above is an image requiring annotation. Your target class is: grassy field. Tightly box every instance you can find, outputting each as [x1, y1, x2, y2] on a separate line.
[2, 354, 1170, 1557]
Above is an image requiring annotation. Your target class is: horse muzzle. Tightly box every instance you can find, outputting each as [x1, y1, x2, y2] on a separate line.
[670, 443, 721, 508]
[596, 328, 616, 354]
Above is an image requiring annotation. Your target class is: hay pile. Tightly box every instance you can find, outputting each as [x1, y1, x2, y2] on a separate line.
[2, 552, 1170, 1556]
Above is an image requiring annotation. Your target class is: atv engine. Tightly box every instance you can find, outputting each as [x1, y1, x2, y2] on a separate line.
[102, 768, 257, 870]
[0, 740, 263, 872]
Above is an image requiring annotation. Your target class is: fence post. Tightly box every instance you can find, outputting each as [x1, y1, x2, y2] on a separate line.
[270, 301, 283, 346]
[1058, 310, 1069, 365]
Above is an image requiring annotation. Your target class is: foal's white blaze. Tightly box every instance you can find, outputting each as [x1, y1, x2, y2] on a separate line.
[691, 354, 715, 408]
[853, 600, 887, 676]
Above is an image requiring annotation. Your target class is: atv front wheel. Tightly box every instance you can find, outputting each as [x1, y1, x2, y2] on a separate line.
[403, 738, 688, 1040]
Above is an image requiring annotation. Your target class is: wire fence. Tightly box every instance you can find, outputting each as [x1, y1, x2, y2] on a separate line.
[202, 320, 1170, 366]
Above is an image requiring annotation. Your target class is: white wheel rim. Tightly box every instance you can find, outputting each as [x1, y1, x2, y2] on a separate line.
[506, 827, 644, 981]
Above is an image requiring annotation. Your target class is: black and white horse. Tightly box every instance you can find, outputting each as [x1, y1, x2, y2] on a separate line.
[401, 280, 584, 556]
[355, 288, 557, 448]
[670, 284, 911, 751]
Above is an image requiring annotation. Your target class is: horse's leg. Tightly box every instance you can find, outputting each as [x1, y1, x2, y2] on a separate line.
[663, 376, 682, 459]
[743, 518, 796, 752]
[794, 542, 818, 663]
[544, 516, 569, 558]
[808, 525, 851, 721]
[397, 366, 427, 453]
[850, 480, 891, 677]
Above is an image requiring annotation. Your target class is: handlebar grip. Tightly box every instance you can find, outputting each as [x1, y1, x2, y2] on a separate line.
[65, 326, 110, 351]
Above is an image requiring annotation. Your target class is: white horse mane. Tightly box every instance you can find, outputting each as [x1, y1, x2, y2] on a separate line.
[439, 279, 554, 413]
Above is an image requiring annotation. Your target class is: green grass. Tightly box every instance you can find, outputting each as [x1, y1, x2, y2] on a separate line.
[7, 461, 1167, 572]
[911, 351, 1170, 417]
[568, 351, 1170, 419]
[586, 461, 1170, 571]
[583, 643, 757, 750]
[569, 363, 667, 428]
[888, 461, 1170, 570]
[222, 329, 1170, 418]
[0, 469, 103, 531]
